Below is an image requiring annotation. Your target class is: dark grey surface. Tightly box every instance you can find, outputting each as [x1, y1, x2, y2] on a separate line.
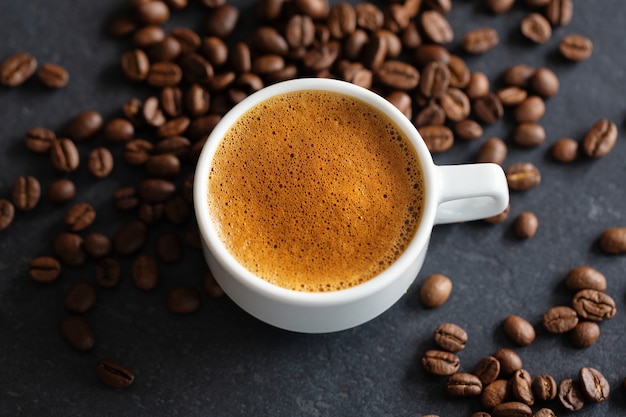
[1, 1, 625, 416]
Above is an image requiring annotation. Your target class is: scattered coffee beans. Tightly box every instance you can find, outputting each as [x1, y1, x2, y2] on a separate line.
[0, 199, 15, 232]
[445, 373, 482, 397]
[558, 378, 585, 411]
[551, 137, 578, 162]
[64, 203, 96, 232]
[60, 315, 95, 352]
[571, 289, 617, 321]
[568, 321, 601, 348]
[579, 367, 610, 403]
[559, 34, 593, 61]
[96, 359, 135, 388]
[433, 323, 467, 352]
[582, 118, 618, 158]
[12, 175, 41, 211]
[420, 273, 452, 308]
[502, 315, 536, 346]
[0, 52, 37, 86]
[28, 256, 62, 283]
[48, 179, 76, 204]
[37, 63, 69, 88]
[514, 212, 538, 239]
[542, 306, 578, 333]
[532, 374, 557, 401]
[422, 349, 461, 376]
[565, 266, 606, 292]
[24, 127, 56, 153]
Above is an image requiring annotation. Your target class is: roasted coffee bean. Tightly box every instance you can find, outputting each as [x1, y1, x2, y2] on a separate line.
[84, 232, 112, 259]
[94, 258, 121, 288]
[166, 285, 201, 314]
[465, 71, 489, 99]
[145, 153, 181, 178]
[484, 204, 510, 224]
[445, 373, 482, 397]
[147, 61, 182, 87]
[542, 306, 578, 333]
[204, 271, 225, 298]
[418, 125, 454, 153]
[491, 401, 532, 417]
[420, 273, 452, 308]
[104, 118, 135, 144]
[482, 379, 511, 410]
[422, 350, 461, 376]
[385, 91, 412, 119]
[303, 42, 341, 71]
[53, 232, 86, 267]
[0, 199, 15, 232]
[506, 162, 541, 191]
[113, 186, 140, 211]
[61, 315, 95, 352]
[533, 408, 556, 417]
[230, 42, 251, 73]
[461, 27, 499, 54]
[64, 281, 97, 313]
[184, 83, 210, 117]
[565, 266, 606, 292]
[12, 175, 41, 211]
[64, 203, 96, 232]
[24, 127, 56, 153]
[63, 111, 103, 141]
[476, 137, 507, 164]
[132, 25, 165, 48]
[434, 323, 467, 352]
[440, 88, 470, 122]
[88, 147, 114, 178]
[148, 35, 182, 63]
[120, 49, 150, 82]
[497, 86, 528, 107]
[170, 27, 201, 53]
[354, 3, 383, 31]
[155, 136, 191, 158]
[514, 212, 538, 239]
[420, 10, 453, 44]
[474, 356, 500, 386]
[51, 138, 80, 172]
[123, 97, 144, 127]
[201, 0, 225, 9]
[204, 4, 239, 38]
[326, 3, 356, 39]
[551, 137, 578, 162]
[511, 369, 534, 406]
[160, 87, 183, 118]
[339, 62, 372, 89]
[520, 13, 551, 44]
[424, 0, 451, 14]
[559, 35, 593, 61]
[251, 54, 285, 75]
[142, 96, 166, 127]
[138, 201, 165, 224]
[108, 15, 136, 37]
[378, 29, 403, 58]
[502, 315, 536, 346]
[37, 62, 69, 88]
[582, 118, 618, 158]
[473, 93, 503, 124]
[48, 179, 76, 204]
[294, 0, 329, 19]
[343, 29, 369, 60]
[124, 139, 154, 166]
[529, 67, 559, 98]
[383, 3, 410, 33]
[132, 254, 159, 291]
[96, 359, 135, 388]
[133, 0, 170, 25]
[569, 321, 600, 348]
[546, 0, 573, 26]
[572, 289, 617, 321]
[558, 378, 585, 411]
[484, 0, 515, 14]
[0, 52, 37, 86]
[164, 195, 190, 224]
[414, 44, 450, 67]
[114, 220, 148, 256]
[139, 178, 176, 203]
[156, 231, 183, 263]
[28, 256, 61, 283]
[446, 55, 470, 88]
[532, 375, 557, 401]
[514, 96, 545, 123]
[414, 103, 446, 127]
[503, 64, 535, 88]
[179, 53, 214, 84]
[599, 227, 626, 254]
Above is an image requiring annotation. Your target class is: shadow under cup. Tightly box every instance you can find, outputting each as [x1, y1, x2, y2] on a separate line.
[193, 78, 507, 333]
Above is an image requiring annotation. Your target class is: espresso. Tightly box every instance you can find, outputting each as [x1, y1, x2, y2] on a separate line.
[207, 90, 424, 292]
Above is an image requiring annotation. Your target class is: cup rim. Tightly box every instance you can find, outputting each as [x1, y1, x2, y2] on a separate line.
[193, 78, 439, 305]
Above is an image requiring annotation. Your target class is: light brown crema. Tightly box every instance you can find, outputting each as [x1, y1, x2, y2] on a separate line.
[207, 90, 424, 292]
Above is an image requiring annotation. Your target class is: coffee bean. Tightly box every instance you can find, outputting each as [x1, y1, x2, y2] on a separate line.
[559, 35, 593, 61]
[502, 315, 536, 346]
[414, 103, 446, 127]
[532, 374, 557, 401]
[12, 175, 41, 211]
[491, 401, 531, 417]
[96, 359, 135, 388]
[579, 367, 610, 403]
[476, 137, 507, 164]
[230, 42, 252, 73]
[123, 97, 144, 127]
[513, 123, 545, 148]
[51, 138, 80, 172]
[484, 0, 515, 14]
[582, 118, 618, 158]
[131, 254, 159, 290]
[24, 127, 56, 153]
[514, 212, 538, 239]
[160, 87, 183, 118]
[37, 62, 69, 88]
[170, 27, 201, 53]
[572, 289, 617, 321]
[473, 93, 503, 124]
[64, 203, 96, 232]
[53, 232, 86, 267]
[418, 125, 454, 153]
[385, 91, 412, 119]
[48, 179, 76, 204]
[142, 96, 166, 127]
[420, 10, 453, 44]
[132, 25, 165, 48]
[446, 55, 470, 88]
[375, 60, 419, 90]
[113, 186, 140, 211]
[546, 0, 573, 26]
[521, 13, 551, 44]
[565, 266, 606, 292]
[204, 4, 239, 38]
[60, 315, 95, 352]
[568, 321, 600, 348]
[474, 356, 501, 386]
[542, 306, 578, 333]
[88, 147, 114, 178]
[514, 96, 545, 123]
[503, 64, 535, 88]
[108, 15, 136, 38]
[64, 281, 97, 313]
[63, 111, 103, 141]
[440, 88, 470, 122]
[497, 86, 528, 107]
[511, 369, 534, 406]
[465, 72, 489, 99]
[124, 139, 154, 166]
[484, 204, 510, 224]
[84, 232, 112, 259]
[419, 273, 452, 308]
[156, 231, 183, 263]
[0, 199, 15, 232]
[434, 323, 467, 352]
[461, 27, 499, 54]
[482, 379, 511, 410]
[145, 153, 181, 178]
[445, 373, 482, 397]
[529, 67, 559, 98]
[28, 256, 61, 283]
[422, 350, 461, 376]
[533, 408, 556, 417]
[147, 61, 182, 87]
[94, 258, 121, 288]
[139, 178, 176, 202]
[148, 35, 182, 63]
[204, 271, 225, 298]
[184, 83, 210, 117]
[114, 220, 148, 256]
[558, 378, 585, 411]
[419, 61, 449, 99]
[414, 44, 450, 67]
[599, 227, 626, 254]
[133, 0, 170, 25]
[354, 3, 383, 32]
[0, 52, 37, 86]
[294, 0, 329, 19]
[156, 136, 191, 157]
[138, 201, 165, 224]
[164, 195, 190, 224]
[327, 3, 356, 39]
[166, 285, 201, 314]
[506, 162, 541, 191]
[551, 137, 578, 162]
[179, 53, 214, 84]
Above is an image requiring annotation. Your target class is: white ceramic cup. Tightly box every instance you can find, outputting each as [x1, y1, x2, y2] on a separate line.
[194, 78, 509, 333]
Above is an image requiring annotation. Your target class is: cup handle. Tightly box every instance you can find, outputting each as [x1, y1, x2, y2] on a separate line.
[434, 164, 509, 225]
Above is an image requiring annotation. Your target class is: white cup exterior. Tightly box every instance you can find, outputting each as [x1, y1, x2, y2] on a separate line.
[194, 78, 508, 333]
